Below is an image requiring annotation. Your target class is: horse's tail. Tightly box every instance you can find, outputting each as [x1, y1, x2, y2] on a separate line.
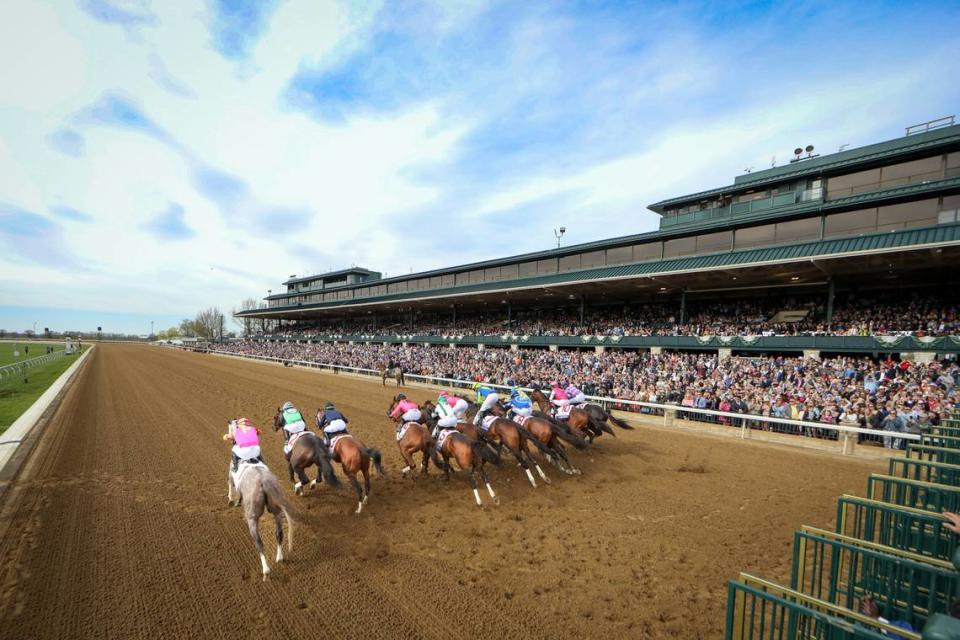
[472, 440, 502, 467]
[517, 426, 555, 457]
[590, 415, 616, 437]
[602, 410, 634, 430]
[313, 437, 342, 489]
[551, 423, 589, 450]
[260, 470, 295, 552]
[428, 444, 447, 471]
[364, 447, 387, 478]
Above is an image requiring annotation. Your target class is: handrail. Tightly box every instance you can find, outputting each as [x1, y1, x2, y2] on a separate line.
[198, 347, 920, 443]
[0, 350, 68, 380]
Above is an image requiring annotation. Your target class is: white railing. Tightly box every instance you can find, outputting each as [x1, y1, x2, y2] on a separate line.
[0, 350, 70, 382]
[192, 347, 920, 453]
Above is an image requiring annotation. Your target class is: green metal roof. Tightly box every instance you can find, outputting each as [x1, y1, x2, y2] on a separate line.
[648, 124, 960, 212]
[238, 222, 960, 317]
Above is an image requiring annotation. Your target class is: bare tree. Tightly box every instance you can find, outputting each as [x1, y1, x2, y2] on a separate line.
[194, 307, 225, 340]
[232, 298, 259, 337]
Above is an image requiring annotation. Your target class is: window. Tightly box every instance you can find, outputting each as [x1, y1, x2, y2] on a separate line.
[388, 281, 407, 294]
[939, 195, 960, 224]
[877, 198, 939, 231]
[558, 254, 581, 272]
[455, 272, 470, 286]
[663, 236, 696, 258]
[734, 224, 776, 250]
[694, 231, 732, 255]
[827, 168, 881, 199]
[441, 274, 455, 288]
[501, 264, 519, 280]
[880, 156, 942, 186]
[469, 270, 484, 284]
[775, 217, 821, 243]
[823, 208, 878, 238]
[484, 267, 501, 282]
[948, 152, 960, 178]
[633, 242, 662, 262]
[581, 250, 606, 269]
[517, 261, 537, 277]
[429, 276, 442, 289]
[737, 190, 767, 203]
[537, 258, 557, 274]
[606, 245, 633, 265]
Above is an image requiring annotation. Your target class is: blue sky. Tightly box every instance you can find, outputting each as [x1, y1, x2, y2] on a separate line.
[1, 0, 959, 334]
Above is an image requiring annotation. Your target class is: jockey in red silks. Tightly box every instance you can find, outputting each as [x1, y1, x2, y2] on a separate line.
[389, 393, 421, 423]
[223, 417, 264, 472]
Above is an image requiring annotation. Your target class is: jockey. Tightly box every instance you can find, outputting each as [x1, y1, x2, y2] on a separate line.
[473, 381, 501, 426]
[564, 381, 587, 406]
[549, 381, 570, 413]
[389, 393, 422, 424]
[431, 394, 461, 440]
[279, 401, 307, 459]
[509, 388, 533, 419]
[222, 417, 264, 472]
[439, 391, 470, 417]
[316, 401, 349, 450]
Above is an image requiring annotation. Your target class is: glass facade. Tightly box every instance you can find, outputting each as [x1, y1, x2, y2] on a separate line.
[826, 154, 945, 199]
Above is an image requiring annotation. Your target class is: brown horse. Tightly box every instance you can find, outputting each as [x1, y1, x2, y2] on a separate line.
[381, 366, 405, 387]
[529, 389, 612, 442]
[317, 411, 387, 514]
[272, 409, 340, 495]
[469, 404, 552, 487]
[431, 429, 502, 507]
[386, 396, 433, 478]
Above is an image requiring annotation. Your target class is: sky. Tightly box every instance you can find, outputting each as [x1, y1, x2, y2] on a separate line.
[1, 0, 959, 335]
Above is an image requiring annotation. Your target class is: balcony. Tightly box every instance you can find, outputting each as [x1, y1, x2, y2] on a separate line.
[661, 189, 821, 229]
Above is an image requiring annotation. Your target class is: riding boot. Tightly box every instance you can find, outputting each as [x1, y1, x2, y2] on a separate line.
[231, 454, 239, 472]
[475, 410, 486, 426]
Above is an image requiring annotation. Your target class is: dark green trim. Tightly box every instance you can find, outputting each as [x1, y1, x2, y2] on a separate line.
[238, 222, 960, 317]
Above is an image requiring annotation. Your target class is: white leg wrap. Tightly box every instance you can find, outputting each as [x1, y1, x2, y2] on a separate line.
[355, 501, 363, 514]
[260, 553, 270, 578]
[525, 468, 537, 487]
[275, 545, 284, 563]
[473, 488, 482, 506]
[486, 482, 496, 498]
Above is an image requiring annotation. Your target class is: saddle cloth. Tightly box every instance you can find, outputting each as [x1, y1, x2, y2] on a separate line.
[329, 433, 351, 455]
[554, 408, 571, 420]
[513, 414, 529, 426]
[436, 428, 456, 451]
[396, 421, 418, 442]
[284, 430, 309, 455]
[480, 415, 498, 431]
[231, 461, 267, 487]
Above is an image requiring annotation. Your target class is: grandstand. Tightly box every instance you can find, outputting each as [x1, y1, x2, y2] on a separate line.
[237, 121, 960, 359]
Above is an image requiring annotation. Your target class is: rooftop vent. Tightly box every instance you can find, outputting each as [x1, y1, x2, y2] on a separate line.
[905, 115, 955, 136]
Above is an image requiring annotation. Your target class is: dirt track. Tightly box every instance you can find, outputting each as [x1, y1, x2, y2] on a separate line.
[0, 345, 885, 639]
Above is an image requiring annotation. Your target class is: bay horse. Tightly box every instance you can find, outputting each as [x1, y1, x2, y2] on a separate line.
[421, 406, 502, 506]
[381, 365, 405, 387]
[529, 389, 613, 442]
[316, 410, 387, 514]
[501, 408, 588, 475]
[272, 409, 341, 495]
[470, 403, 552, 487]
[386, 396, 433, 478]
[227, 462, 294, 581]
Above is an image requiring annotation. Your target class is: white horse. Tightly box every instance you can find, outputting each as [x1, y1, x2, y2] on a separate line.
[227, 463, 294, 580]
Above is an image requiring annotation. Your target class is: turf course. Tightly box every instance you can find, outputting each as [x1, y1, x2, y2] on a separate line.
[0, 342, 64, 366]
[0, 345, 79, 431]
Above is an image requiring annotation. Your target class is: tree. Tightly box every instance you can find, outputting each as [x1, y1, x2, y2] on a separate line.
[232, 298, 259, 337]
[194, 307, 225, 340]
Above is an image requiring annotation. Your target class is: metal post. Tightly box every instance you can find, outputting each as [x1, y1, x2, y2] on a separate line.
[826, 278, 835, 325]
[452, 304, 457, 327]
[507, 301, 512, 325]
[579, 295, 585, 324]
[680, 290, 687, 325]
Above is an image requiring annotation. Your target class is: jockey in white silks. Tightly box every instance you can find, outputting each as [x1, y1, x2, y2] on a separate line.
[432, 394, 465, 441]
[564, 381, 587, 406]
[315, 402, 349, 452]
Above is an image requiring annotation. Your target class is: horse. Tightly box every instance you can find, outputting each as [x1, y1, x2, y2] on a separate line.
[499, 407, 588, 475]
[581, 403, 636, 432]
[317, 410, 387, 514]
[386, 396, 433, 478]
[431, 428, 502, 507]
[381, 365, 405, 387]
[529, 388, 613, 442]
[272, 409, 341, 495]
[468, 403, 552, 487]
[227, 462, 294, 581]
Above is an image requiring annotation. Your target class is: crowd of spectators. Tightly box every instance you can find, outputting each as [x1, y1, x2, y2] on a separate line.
[214, 340, 958, 448]
[263, 292, 960, 340]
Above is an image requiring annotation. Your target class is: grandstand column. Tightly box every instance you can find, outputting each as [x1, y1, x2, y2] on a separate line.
[650, 346, 663, 354]
[718, 347, 732, 359]
[579, 295, 585, 324]
[826, 278, 835, 325]
[595, 346, 605, 354]
[477, 344, 484, 351]
[680, 290, 687, 325]
[839, 431, 856, 455]
[910, 352, 936, 363]
[402, 342, 408, 347]
[803, 349, 821, 360]
[448, 343, 455, 349]
[510, 344, 518, 352]
[348, 341, 354, 345]
[549, 344, 558, 352]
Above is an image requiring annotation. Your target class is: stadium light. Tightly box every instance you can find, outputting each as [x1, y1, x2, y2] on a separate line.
[554, 226, 566, 248]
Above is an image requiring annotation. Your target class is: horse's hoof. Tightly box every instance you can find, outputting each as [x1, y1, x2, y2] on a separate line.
[309, 480, 317, 490]
[493, 496, 501, 506]
[355, 503, 364, 514]
[362, 495, 369, 505]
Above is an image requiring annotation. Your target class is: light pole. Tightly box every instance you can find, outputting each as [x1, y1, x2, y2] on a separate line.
[150, 320, 154, 338]
[554, 226, 566, 249]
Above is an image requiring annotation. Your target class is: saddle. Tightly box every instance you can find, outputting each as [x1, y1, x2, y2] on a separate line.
[328, 433, 351, 457]
[512, 413, 529, 426]
[231, 460, 267, 486]
[436, 428, 456, 451]
[396, 421, 418, 442]
[480, 415, 498, 431]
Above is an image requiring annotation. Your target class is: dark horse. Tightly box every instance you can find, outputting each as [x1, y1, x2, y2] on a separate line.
[386, 396, 433, 478]
[505, 410, 588, 475]
[381, 366, 405, 387]
[422, 405, 502, 506]
[316, 410, 387, 514]
[463, 403, 552, 487]
[272, 409, 340, 495]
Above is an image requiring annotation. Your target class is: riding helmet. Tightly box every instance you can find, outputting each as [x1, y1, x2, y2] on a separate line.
[324, 401, 335, 410]
[282, 400, 294, 411]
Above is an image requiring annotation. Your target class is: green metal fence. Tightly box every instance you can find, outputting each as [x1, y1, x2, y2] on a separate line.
[726, 574, 919, 639]
[907, 445, 960, 466]
[922, 434, 960, 450]
[791, 527, 959, 630]
[889, 458, 960, 486]
[836, 495, 960, 562]
[866, 474, 960, 513]
[929, 425, 960, 438]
